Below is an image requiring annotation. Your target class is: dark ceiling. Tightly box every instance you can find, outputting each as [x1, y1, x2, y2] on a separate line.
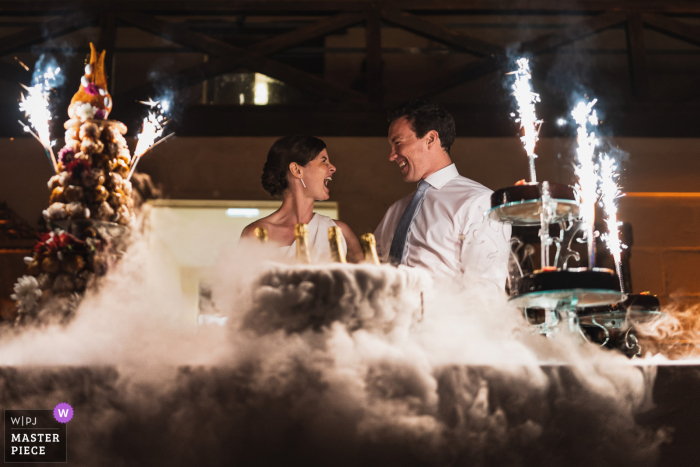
[1, 0, 700, 137]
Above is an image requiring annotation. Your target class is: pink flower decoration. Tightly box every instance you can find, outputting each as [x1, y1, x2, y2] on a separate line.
[94, 109, 107, 120]
[85, 83, 99, 96]
[58, 146, 75, 164]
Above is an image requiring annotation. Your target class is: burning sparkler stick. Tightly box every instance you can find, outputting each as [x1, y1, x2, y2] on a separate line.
[18, 65, 61, 173]
[509, 57, 542, 183]
[599, 154, 625, 292]
[127, 98, 173, 181]
[571, 99, 600, 269]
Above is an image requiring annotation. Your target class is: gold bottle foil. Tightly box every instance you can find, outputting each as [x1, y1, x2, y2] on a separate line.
[360, 233, 380, 265]
[253, 227, 268, 243]
[295, 223, 311, 264]
[328, 226, 347, 263]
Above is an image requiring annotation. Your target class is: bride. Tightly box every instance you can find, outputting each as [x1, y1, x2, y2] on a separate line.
[240, 135, 363, 263]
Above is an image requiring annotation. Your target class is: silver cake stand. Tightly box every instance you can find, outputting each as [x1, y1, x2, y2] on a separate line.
[489, 182, 625, 339]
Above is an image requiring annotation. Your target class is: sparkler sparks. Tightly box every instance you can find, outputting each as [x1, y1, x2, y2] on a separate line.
[572, 99, 600, 269]
[509, 57, 542, 183]
[18, 65, 61, 173]
[14, 57, 30, 72]
[128, 97, 173, 181]
[599, 154, 626, 292]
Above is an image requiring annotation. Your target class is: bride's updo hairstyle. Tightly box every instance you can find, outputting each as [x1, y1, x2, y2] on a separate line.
[262, 135, 327, 196]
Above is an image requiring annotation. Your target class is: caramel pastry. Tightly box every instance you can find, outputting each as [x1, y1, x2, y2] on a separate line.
[109, 191, 123, 207]
[94, 185, 108, 203]
[105, 142, 119, 156]
[47, 202, 68, 220]
[65, 127, 79, 141]
[79, 122, 101, 140]
[49, 186, 65, 204]
[83, 168, 105, 188]
[75, 151, 90, 162]
[113, 159, 129, 178]
[80, 137, 99, 154]
[66, 201, 89, 219]
[117, 205, 131, 225]
[58, 172, 72, 186]
[62, 254, 85, 274]
[27, 260, 41, 276]
[36, 273, 52, 290]
[97, 201, 114, 220]
[41, 256, 60, 274]
[64, 185, 84, 203]
[47, 175, 61, 190]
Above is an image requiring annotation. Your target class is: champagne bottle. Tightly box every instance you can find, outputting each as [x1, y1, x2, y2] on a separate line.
[360, 233, 380, 265]
[295, 223, 311, 264]
[253, 227, 268, 243]
[328, 226, 347, 263]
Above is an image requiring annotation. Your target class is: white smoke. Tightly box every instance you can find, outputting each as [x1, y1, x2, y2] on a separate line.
[0, 216, 670, 466]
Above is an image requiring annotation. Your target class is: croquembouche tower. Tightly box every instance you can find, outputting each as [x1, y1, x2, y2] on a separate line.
[12, 43, 135, 324]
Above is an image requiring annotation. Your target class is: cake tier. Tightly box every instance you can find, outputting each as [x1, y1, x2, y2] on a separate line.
[244, 263, 431, 335]
[488, 182, 579, 226]
[509, 268, 624, 308]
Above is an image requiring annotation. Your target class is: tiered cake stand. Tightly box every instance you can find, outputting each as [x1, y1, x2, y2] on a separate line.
[488, 182, 626, 338]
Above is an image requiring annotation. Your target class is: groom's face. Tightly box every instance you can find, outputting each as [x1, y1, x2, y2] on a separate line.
[388, 117, 430, 183]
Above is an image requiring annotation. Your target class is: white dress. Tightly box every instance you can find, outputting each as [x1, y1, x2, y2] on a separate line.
[278, 213, 347, 263]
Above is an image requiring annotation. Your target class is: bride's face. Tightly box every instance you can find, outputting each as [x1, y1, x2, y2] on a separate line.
[298, 149, 336, 200]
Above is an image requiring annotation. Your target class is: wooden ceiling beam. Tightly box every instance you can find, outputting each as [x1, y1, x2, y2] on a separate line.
[1, 1, 700, 14]
[0, 12, 95, 57]
[520, 11, 627, 54]
[116, 11, 366, 104]
[381, 9, 503, 57]
[393, 12, 627, 102]
[116, 10, 368, 104]
[250, 12, 364, 55]
[642, 13, 700, 48]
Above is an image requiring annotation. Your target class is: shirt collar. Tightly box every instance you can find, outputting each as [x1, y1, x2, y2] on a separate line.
[423, 163, 459, 190]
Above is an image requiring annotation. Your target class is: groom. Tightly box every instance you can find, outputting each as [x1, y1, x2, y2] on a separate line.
[374, 100, 511, 290]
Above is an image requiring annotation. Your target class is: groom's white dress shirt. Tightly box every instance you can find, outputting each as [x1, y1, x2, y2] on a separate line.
[374, 164, 511, 290]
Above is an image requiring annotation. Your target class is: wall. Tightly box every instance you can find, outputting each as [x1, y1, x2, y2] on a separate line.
[1, 136, 699, 303]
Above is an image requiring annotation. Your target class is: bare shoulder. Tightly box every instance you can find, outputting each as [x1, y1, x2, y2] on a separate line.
[240, 219, 268, 239]
[333, 219, 349, 229]
[333, 220, 354, 236]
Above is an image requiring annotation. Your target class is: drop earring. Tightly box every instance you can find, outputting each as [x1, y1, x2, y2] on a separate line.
[301, 179, 306, 188]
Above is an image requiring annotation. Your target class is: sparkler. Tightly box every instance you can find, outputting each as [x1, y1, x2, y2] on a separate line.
[598, 154, 625, 292]
[18, 65, 61, 173]
[127, 98, 173, 181]
[508, 57, 542, 183]
[571, 99, 600, 269]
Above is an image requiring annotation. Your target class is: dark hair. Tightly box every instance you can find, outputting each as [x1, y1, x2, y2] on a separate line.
[388, 100, 456, 154]
[262, 135, 327, 196]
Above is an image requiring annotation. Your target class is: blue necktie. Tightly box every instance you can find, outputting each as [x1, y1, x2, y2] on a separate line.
[388, 180, 430, 265]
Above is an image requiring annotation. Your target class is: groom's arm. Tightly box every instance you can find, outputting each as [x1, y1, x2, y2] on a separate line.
[373, 204, 401, 264]
[459, 192, 512, 292]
